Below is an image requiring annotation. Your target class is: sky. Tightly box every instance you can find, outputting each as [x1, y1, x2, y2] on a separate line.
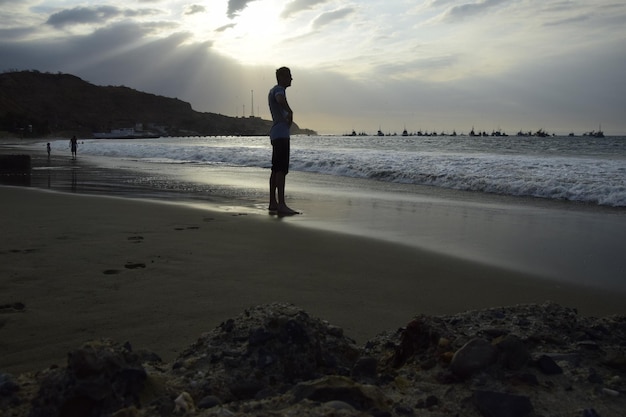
[1, 0, 625, 135]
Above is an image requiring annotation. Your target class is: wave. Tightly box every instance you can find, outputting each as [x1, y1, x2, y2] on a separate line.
[55, 136, 626, 207]
[291, 151, 626, 207]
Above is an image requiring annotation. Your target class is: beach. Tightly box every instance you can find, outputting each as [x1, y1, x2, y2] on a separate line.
[1, 140, 626, 376]
[1, 186, 625, 376]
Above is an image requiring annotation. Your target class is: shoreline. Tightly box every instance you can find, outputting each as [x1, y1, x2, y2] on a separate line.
[3, 141, 626, 292]
[2, 185, 626, 376]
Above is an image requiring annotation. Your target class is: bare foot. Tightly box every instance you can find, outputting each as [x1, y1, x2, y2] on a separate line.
[277, 204, 300, 216]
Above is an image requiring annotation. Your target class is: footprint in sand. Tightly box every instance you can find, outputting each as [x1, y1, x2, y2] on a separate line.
[104, 263, 146, 274]
[5, 248, 38, 254]
[0, 302, 26, 313]
[125, 262, 146, 269]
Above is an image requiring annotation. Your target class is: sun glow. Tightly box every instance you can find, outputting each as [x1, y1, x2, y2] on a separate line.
[209, 1, 287, 66]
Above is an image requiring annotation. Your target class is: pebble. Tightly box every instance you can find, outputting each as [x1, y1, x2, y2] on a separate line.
[351, 356, 378, 380]
[474, 390, 534, 417]
[197, 395, 222, 409]
[0, 373, 19, 395]
[601, 387, 619, 397]
[535, 354, 563, 375]
[450, 338, 498, 378]
[495, 334, 531, 370]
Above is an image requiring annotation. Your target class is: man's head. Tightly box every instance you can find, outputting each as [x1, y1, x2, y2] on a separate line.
[276, 67, 292, 87]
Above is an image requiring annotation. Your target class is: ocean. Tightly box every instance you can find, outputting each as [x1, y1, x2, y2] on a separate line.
[7, 134, 626, 293]
[43, 134, 626, 207]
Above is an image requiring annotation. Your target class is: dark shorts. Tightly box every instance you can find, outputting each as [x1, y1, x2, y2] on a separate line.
[271, 138, 290, 174]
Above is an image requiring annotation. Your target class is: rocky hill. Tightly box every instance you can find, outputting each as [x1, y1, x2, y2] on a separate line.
[0, 70, 316, 137]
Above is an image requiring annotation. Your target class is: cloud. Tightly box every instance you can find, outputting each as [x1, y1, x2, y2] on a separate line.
[46, 6, 122, 28]
[311, 8, 355, 30]
[442, 0, 509, 22]
[375, 55, 459, 79]
[216, 23, 237, 32]
[44, 5, 162, 30]
[280, 7, 358, 45]
[544, 14, 589, 27]
[125, 8, 161, 18]
[185, 5, 206, 16]
[0, 26, 36, 41]
[227, 0, 257, 19]
[281, 0, 329, 19]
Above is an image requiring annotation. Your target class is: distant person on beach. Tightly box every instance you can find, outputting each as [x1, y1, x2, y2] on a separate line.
[268, 66, 298, 215]
[69, 136, 77, 159]
[46, 143, 51, 157]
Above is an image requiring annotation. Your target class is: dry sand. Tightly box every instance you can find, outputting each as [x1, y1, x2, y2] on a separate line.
[1, 186, 625, 375]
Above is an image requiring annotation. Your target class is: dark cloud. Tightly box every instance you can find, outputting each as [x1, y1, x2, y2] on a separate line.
[0, 26, 36, 41]
[544, 14, 589, 27]
[227, 0, 257, 19]
[2, 22, 168, 73]
[281, 0, 328, 19]
[124, 8, 161, 18]
[216, 23, 237, 32]
[374, 55, 459, 78]
[46, 6, 122, 28]
[430, 0, 457, 5]
[45, 6, 162, 29]
[443, 0, 508, 21]
[185, 5, 206, 16]
[311, 8, 355, 30]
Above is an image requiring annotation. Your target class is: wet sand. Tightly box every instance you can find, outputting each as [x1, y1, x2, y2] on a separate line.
[2, 185, 626, 375]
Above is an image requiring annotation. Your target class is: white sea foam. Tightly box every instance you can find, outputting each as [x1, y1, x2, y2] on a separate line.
[49, 134, 626, 207]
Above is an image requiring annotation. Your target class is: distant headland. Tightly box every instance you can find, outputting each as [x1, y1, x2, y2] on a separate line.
[0, 70, 317, 138]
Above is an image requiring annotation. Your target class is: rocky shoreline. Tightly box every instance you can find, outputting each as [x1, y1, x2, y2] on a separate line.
[2, 302, 625, 417]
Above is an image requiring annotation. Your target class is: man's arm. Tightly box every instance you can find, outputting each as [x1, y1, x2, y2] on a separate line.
[276, 93, 293, 127]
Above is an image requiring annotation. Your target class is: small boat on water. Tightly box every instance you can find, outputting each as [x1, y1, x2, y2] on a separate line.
[583, 125, 605, 138]
[93, 127, 160, 139]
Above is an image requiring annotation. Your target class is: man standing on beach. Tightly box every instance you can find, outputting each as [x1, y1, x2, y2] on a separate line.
[268, 67, 298, 215]
[69, 135, 78, 159]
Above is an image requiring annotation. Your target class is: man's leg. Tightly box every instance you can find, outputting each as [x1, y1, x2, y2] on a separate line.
[269, 171, 278, 210]
[275, 171, 298, 215]
[270, 170, 294, 212]
[269, 138, 298, 215]
[275, 171, 286, 208]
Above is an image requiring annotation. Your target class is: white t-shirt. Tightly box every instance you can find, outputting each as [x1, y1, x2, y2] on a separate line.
[268, 85, 290, 141]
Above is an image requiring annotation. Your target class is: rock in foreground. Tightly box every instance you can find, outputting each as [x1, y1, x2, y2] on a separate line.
[2, 302, 625, 417]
